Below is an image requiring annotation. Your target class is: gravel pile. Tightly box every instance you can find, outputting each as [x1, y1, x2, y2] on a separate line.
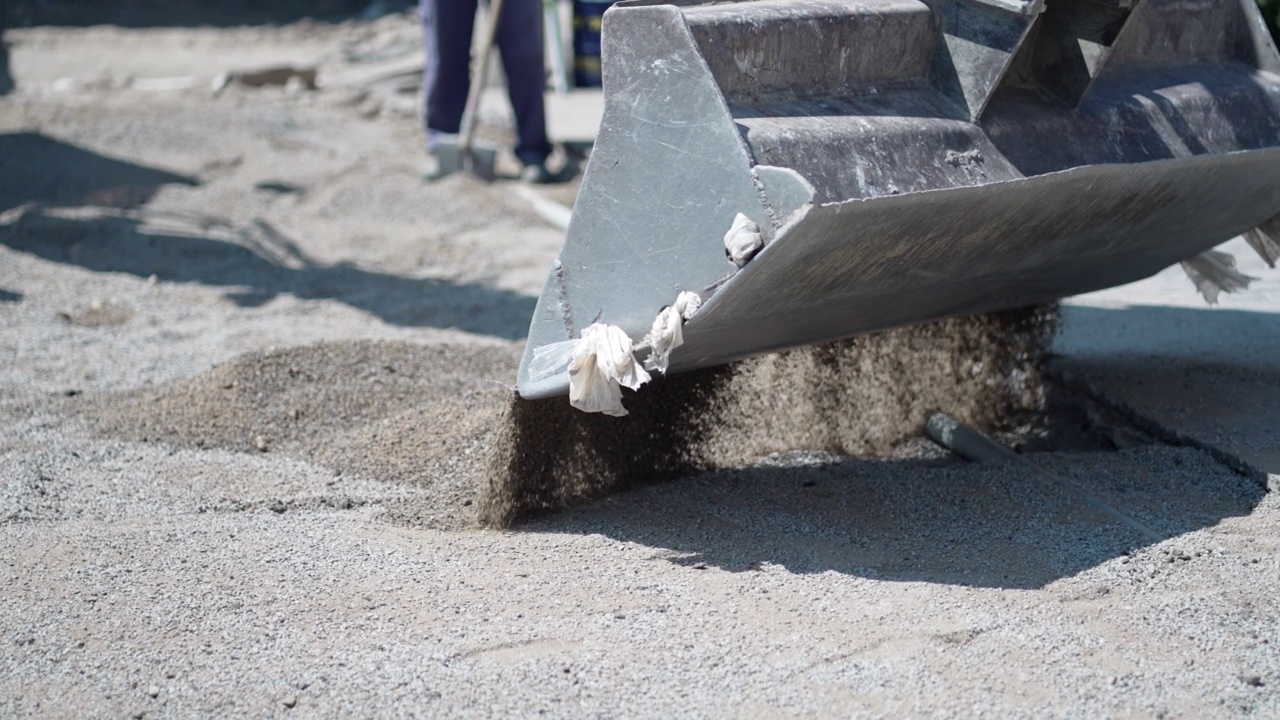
[483, 306, 1058, 526]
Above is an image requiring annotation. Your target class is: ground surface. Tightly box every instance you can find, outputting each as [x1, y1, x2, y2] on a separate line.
[2, 9, 1278, 718]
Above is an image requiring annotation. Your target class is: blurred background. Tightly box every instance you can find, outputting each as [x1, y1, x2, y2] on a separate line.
[2, 0, 394, 26]
[1261, 0, 1280, 40]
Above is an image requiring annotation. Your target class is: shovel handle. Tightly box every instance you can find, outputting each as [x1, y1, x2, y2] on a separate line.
[459, 0, 505, 156]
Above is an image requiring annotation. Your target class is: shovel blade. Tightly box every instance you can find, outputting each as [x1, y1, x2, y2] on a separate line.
[433, 140, 498, 182]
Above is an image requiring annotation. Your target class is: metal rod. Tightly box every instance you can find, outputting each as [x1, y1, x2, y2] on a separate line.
[925, 412, 1164, 544]
[459, 0, 506, 158]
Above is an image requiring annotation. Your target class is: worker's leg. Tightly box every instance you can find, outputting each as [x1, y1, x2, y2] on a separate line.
[421, 0, 478, 147]
[494, 0, 552, 167]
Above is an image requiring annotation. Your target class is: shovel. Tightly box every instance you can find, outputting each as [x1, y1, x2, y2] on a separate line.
[433, 0, 505, 181]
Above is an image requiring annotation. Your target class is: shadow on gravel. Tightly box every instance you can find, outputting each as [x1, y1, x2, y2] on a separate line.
[528, 447, 1265, 589]
[0, 133, 198, 211]
[1, 206, 537, 339]
[0, 132, 535, 338]
[520, 301, 1280, 588]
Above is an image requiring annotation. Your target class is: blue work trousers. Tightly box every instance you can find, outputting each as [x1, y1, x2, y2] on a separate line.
[420, 0, 552, 166]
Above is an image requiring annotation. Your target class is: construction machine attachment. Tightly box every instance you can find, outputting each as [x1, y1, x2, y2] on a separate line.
[518, 0, 1280, 412]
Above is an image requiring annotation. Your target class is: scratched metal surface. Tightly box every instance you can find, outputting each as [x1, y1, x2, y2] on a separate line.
[517, 0, 1280, 399]
[674, 148, 1280, 373]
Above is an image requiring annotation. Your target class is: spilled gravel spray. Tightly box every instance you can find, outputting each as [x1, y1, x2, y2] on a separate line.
[81, 308, 1057, 530]
[481, 305, 1058, 527]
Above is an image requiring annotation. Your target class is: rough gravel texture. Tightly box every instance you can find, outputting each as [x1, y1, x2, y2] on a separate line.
[2, 10, 1278, 719]
[83, 341, 518, 530]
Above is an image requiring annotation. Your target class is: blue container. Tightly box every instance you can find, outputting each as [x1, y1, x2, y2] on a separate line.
[572, 0, 617, 87]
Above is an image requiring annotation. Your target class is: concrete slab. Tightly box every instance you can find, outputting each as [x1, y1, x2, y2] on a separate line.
[480, 87, 604, 146]
[1059, 236, 1280, 478]
[545, 89, 604, 145]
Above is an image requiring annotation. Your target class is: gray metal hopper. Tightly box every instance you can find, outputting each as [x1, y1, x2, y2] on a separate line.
[518, 0, 1280, 400]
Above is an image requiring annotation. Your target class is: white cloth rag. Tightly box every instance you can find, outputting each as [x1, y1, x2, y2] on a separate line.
[567, 323, 651, 417]
[723, 212, 763, 266]
[1244, 216, 1280, 268]
[641, 291, 702, 373]
[526, 339, 576, 383]
[1179, 249, 1255, 305]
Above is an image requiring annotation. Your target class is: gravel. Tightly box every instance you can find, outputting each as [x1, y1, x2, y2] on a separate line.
[2, 15, 1277, 719]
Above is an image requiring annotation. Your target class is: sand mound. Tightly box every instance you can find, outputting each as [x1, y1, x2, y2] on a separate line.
[84, 307, 1058, 530]
[86, 340, 520, 529]
[482, 306, 1058, 527]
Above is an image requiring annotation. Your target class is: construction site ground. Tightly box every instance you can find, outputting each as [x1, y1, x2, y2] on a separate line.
[2, 8, 1278, 718]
